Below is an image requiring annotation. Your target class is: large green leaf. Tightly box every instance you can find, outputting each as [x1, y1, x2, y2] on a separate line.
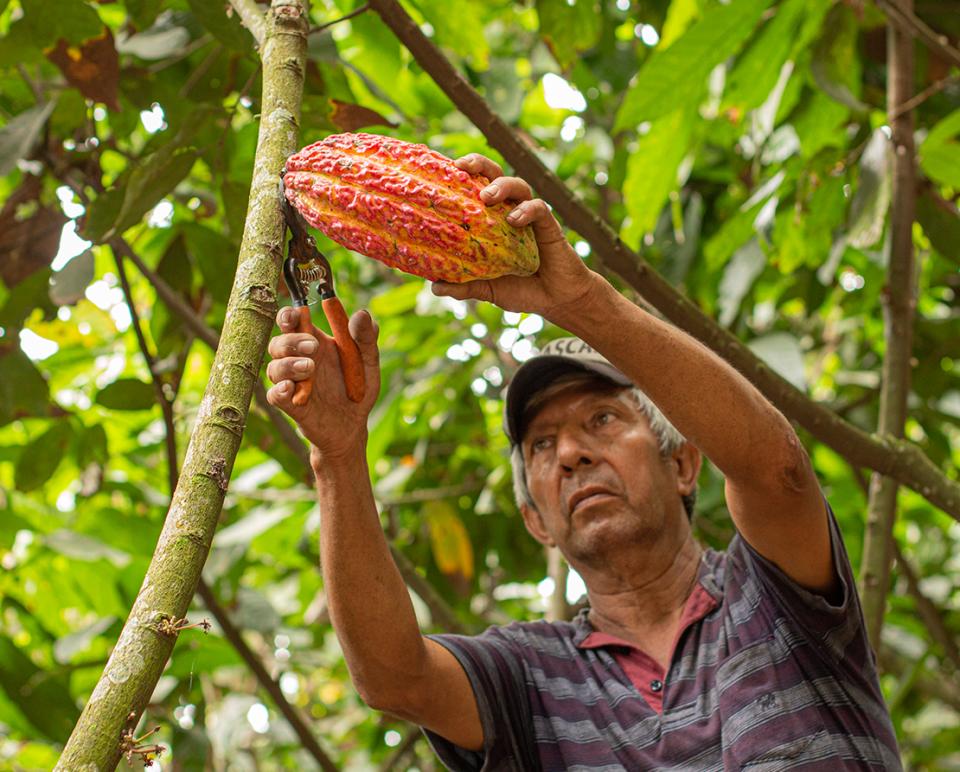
[0, 636, 80, 743]
[621, 107, 697, 247]
[19, 0, 103, 47]
[535, 0, 602, 71]
[919, 109, 960, 190]
[14, 420, 74, 492]
[185, 0, 251, 51]
[0, 350, 50, 426]
[95, 378, 157, 411]
[0, 101, 56, 177]
[614, 0, 773, 130]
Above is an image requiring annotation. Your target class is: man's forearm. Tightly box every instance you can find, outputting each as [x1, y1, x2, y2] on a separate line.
[311, 445, 428, 707]
[553, 275, 806, 487]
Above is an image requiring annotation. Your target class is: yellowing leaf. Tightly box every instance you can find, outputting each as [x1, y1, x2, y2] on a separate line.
[424, 500, 474, 583]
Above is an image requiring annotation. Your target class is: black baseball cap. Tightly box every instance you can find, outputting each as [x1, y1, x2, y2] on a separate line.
[503, 337, 632, 446]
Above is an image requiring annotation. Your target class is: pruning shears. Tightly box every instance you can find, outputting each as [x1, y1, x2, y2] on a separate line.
[281, 189, 365, 405]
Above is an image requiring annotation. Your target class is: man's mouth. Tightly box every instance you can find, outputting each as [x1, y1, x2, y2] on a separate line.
[568, 486, 617, 514]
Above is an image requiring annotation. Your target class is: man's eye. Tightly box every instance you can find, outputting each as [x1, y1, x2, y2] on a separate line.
[531, 438, 551, 453]
[594, 411, 615, 426]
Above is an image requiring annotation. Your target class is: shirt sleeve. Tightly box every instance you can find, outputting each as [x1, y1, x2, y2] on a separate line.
[421, 627, 540, 772]
[730, 500, 872, 664]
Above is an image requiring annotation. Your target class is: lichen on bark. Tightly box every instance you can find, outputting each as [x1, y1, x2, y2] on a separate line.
[55, 2, 309, 769]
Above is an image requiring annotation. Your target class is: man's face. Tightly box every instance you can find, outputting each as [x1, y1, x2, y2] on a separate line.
[520, 381, 690, 565]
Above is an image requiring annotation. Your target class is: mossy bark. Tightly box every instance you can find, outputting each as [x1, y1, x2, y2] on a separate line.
[56, 3, 308, 769]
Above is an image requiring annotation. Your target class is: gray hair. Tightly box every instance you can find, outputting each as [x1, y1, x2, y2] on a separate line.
[509, 373, 697, 520]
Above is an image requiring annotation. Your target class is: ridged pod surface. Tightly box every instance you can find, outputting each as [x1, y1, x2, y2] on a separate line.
[283, 133, 540, 283]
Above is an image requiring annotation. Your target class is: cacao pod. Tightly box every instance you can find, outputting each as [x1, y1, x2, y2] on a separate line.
[282, 133, 540, 283]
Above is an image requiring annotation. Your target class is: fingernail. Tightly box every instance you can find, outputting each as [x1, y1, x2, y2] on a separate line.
[481, 184, 498, 199]
[298, 340, 317, 355]
[507, 208, 522, 222]
[278, 380, 291, 394]
[280, 308, 293, 324]
[294, 359, 311, 372]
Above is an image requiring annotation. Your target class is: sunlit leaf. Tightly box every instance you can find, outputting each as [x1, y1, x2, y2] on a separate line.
[14, 420, 73, 492]
[95, 378, 157, 411]
[919, 109, 960, 190]
[0, 102, 56, 178]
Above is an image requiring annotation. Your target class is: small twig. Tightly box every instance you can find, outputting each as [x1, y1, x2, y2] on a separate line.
[310, 3, 371, 35]
[179, 43, 224, 98]
[17, 64, 44, 102]
[889, 75, 958, 120]
[119, 713, 164, 767]
[155, 615, 212, 636]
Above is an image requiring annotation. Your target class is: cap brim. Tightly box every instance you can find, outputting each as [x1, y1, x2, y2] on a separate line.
[504, 356, 631, 445]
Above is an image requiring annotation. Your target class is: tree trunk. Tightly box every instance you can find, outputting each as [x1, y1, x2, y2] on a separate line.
[56, 2, 308, 767]
[859, 0, 918, 653]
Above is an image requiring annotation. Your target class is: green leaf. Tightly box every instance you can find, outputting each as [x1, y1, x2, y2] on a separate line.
[117, 21, 191, 60]
[535, 0, 602, 70]
[917, 190, 960, 266]
[14, 421, 73, 492]
[724, 0, 814, 112]
[125, 0, 166, 30]
[414, 0, 490, 67]
[848, 128, 891, 249]
[48, 250, 94, 306]
[0, 350, 50, 427]
[0, 101, 56, 177]
[110, 144, 199, 240]
[181, 223, 236, 305]
[919, 109, 960, 189]
[45, 530, 132, 567]
[0, 636, 80, 743]
[748, 332, 806, 390]
[53, 615, 116, 664]
[718, 239, 766, 326]
[614, 0, 773, 130]
[621, 107, 697, 247]
[19, 0, 103, 47]
[95, 378, 157, 411]
[186, 0, 252, 51]
[659, 0, 701, 50]
[810, 4, 867, 113]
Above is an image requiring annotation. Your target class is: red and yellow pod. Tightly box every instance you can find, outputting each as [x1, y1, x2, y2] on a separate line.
[282, 133, 540, 283]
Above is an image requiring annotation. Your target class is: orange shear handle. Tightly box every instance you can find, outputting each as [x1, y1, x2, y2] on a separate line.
[289, 302, 365, 406]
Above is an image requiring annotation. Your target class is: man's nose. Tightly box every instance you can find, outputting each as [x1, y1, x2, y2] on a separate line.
[556, 428, 597, 473]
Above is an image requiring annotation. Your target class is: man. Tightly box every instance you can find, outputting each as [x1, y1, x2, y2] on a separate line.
[266, 154, 901, 769]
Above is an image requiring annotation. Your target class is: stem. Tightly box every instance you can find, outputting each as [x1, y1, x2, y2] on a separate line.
[56, 3, 310, 767]
[545, 547, 571, 622]
[311, 3, 371, 34]
[367, 0, 960, 522]
[860, 0, 918, 652]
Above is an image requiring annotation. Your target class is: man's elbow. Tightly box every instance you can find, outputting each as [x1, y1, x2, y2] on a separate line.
[775, 429, 817, 496]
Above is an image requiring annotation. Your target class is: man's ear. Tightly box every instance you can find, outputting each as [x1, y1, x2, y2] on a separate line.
[520, 503, 555, 547]
[673, 442, 701, 496]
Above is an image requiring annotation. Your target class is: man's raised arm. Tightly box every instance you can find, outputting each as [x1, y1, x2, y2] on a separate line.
[435, 155, 832, 596]
[266, 308, 483, 749]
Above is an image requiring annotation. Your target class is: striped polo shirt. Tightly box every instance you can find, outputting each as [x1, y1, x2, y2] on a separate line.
[424, 507, 901, 770]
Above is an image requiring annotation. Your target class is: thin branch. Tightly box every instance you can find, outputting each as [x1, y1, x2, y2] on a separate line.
[389, 545, 474, 635]
[195, 580, 340, 772]
[367, 0, 960, 522]
[879, 647, 960, 712]
[310, 3, 371, 35]
[860, 0, 919, 651]
[875, 0, 960, 69]
[889, 75, 959, 120]
[112, 249, 179, 493]
[229, 0, 267, 46]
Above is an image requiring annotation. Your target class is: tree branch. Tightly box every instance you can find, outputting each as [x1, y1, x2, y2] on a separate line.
[56, 2, 310, 767]
[875, 0, 960, 69]
[366, 0, 960, 522]
[860, 0, 919, 651]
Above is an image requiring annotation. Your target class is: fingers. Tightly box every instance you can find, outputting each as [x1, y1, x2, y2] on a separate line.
[266, 355, 314, 385]
[432, 279, 494, 303]
[267, 333, 319, 360]
[455, 153, 503, 181]
[506, 199, 566, 247]
[479, 176, 533, 206]
[348, 309, 380, 367]
[266, 379, 295, 408]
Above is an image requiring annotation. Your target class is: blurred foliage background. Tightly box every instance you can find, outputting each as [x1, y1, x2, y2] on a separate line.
[0, 0, 958, 768]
